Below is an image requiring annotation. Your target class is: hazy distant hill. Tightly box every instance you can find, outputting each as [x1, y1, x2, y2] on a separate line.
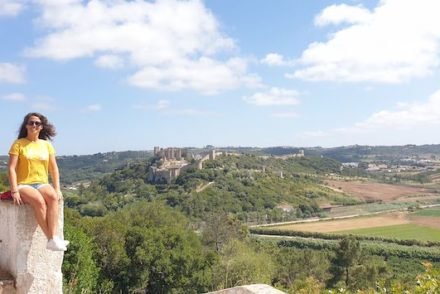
[188, 144, 440, 162]
[57, 150, 152, 184]
[260, 144, 440, 162]
[3, 144, 440, 182]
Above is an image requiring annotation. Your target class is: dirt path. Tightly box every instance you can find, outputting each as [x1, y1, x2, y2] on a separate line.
[196, 181, 214, 193]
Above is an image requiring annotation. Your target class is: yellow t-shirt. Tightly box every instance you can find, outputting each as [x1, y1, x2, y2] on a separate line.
[8, 138, 56, 185]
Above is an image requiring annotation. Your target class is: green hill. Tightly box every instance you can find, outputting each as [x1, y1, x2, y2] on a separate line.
[57, 150, 152, 184]
[64, 153, 359, 221]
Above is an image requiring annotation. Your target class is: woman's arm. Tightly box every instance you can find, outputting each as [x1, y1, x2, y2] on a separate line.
[7, 155, 22, 205]
[48, 154, 61, 194]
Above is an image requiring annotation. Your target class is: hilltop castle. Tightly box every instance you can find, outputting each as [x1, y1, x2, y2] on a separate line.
[148, 147, 219, 184]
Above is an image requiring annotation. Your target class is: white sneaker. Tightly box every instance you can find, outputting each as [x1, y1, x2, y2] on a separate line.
[46, 238, 67, 251]
[54, 236, 70, 247]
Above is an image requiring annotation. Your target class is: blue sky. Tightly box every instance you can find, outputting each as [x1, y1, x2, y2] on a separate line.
[1, 0, 440, 155]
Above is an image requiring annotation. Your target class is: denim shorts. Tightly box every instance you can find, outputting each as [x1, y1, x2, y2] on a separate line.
[18, 183, 50, 190]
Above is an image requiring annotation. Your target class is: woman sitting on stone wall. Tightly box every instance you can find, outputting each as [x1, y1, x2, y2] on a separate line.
[7, 112, 69, 251]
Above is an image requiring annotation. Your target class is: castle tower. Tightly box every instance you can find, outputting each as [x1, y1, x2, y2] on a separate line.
[154, 146, 160, 156]
[176, 149, 182, 160]
[209, 150, 216, 160]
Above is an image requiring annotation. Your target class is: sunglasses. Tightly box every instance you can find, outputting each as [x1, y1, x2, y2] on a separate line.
[27, 121, 42, 126]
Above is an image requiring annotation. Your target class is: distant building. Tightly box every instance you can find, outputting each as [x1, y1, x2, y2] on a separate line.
[272, 149, 304, 160]
[366, 163, 388, 172]
[342, 162, 359, 168]
[150, 146, 189, 183]
[276, 203, 293, 213]
[150, 147, 223, 183]
[209, 150, 216, 160]
[154, 147, 184, 161]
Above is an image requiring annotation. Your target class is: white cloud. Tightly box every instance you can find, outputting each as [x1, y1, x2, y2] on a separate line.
[30, 95, 57, 112]
[156, 99, 170, 110]
[31, 102, 56, 111]
[0, 63, 25, 83]
[314, 4, 372, 27]
[94, 55, 124, 69]
[0, 0, 25, 17]
[133, 99, 214, 116]
[292, 0, 440, 83]
[129, 57, 260, 95]
[132, 100, 168, 111]
[1, 92, 25, 102]
[163, 108, 216, 116]
[243, 87, 300, 106]
[132, 103, 149, 111]
[304, 89, 440, 141]
[353, 90, 440, 130]
[26, 0, 258, 94]
[302, 130, 329, 138]
[271, 112, 298, 118]
[82, 104, 102, 112]
[261, 53, 294, 67]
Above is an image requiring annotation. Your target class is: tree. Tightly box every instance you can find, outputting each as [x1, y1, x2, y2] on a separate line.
[275, 248, 330, 289]
[84, 217, 131, 291]
[63, 223, 99, 293]
[82, 201, 214, 293]
[288, 276, 325, 294]
[0, 172, 8, 191]
[124, 226, 212, 293]
[212, 239, 275, 290]
[414, 262, 440, 294]
[202, 212, 247, 252]
[328, 237, 362, 288]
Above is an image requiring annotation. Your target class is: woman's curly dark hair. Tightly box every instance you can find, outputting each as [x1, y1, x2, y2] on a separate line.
[18, 112, 56, 140]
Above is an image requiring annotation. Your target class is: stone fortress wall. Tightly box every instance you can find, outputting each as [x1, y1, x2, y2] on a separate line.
[149, 147, 219, 184]
[148, 146, 303, 184]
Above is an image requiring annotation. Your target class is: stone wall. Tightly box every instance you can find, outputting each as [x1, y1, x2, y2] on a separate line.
[0, 201, 64, 294]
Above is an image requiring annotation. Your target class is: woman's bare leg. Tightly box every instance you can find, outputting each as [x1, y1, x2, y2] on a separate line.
[38, 185, 59, 239]
[18, 187, 50, 238]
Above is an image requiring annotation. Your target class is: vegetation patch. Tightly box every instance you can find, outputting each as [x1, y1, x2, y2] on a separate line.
[276, 237, 440, 262]
[414, 208, 440, 217]
[336, 223, 440, 242]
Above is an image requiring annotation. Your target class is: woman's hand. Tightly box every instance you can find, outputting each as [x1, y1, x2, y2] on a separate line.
[56, 190, 63, 200]
[12, 191, 23, 205]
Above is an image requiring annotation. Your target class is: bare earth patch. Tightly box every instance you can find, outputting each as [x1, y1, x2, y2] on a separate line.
[410, 216, 440, 229]
[325, 180, 435, 202]
[275, 213, 410, 233]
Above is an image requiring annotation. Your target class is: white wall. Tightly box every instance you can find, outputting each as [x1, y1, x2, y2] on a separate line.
[0, 201, 64, 294]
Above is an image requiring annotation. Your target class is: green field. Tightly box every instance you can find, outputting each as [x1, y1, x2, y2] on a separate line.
[336, 223, 440, 242]
[413, 208, 440, 217]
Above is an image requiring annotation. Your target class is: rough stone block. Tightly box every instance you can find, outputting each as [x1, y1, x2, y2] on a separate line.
[0, 201, 64, 294]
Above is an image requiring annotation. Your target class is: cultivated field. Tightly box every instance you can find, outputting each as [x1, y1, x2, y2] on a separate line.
[270, 209, 440, 241]
[341, 224, 440, 242]
[325, 179, 437, 202]
[272, 212, 410, 233]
